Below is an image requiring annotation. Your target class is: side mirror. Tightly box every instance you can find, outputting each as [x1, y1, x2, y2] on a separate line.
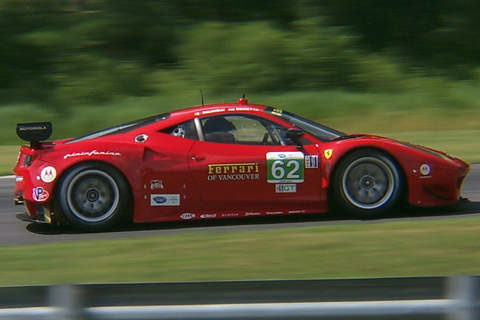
[286, 128, 304, 148]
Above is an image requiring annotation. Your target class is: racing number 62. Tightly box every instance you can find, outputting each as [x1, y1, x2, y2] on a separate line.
[267, 152, 305, 183]
[271, 160, 301, 180]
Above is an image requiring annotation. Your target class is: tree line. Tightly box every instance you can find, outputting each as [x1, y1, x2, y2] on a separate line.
[1, 0, 480, 106]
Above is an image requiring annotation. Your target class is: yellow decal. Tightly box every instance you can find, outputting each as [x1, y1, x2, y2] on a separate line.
[324, 149, 333, 159]
[208, 163, 259, 174]
[207, 163, 260, 181]
[271, 108, 283, 116]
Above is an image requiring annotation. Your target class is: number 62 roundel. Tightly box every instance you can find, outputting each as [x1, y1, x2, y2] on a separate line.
[267, 152, 305, 183]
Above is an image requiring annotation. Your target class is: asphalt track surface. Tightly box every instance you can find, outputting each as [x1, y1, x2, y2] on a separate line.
[0, 164, 479, 246]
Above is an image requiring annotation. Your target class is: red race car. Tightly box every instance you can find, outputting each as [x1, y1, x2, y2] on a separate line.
[14, 97, 470, 231]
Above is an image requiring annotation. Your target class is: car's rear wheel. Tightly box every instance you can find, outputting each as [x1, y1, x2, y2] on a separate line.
[333, 150, 403, 218]
[57, 163, 130, 231]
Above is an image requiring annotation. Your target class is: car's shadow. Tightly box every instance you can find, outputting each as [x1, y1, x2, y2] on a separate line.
[22, 199, 480, 236]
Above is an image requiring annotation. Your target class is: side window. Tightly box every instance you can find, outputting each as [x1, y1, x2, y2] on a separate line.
[169, 120, 198, 140]
[201, 116, 237, 144]
[201, 114, 289, 146]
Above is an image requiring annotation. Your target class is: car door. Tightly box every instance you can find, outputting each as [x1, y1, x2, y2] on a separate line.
[138, 122, 200, 222]
[188, 114, 323, 215]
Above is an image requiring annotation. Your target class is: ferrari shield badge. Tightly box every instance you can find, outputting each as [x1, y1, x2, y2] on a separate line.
[324, 149, 333, 159]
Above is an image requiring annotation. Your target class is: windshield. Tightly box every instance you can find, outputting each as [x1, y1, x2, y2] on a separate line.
[264, 107, 345, 141]
[66, 113, 170, 143]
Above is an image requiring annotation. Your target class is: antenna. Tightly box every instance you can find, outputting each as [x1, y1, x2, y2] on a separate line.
[200, 89, 204, 106]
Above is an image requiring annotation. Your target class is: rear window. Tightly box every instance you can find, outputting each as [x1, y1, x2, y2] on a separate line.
[66, 113, 170, 143]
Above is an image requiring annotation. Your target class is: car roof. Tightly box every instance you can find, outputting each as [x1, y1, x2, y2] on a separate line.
[169, 100, 267, 120]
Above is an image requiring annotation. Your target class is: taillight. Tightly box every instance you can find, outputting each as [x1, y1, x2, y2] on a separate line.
[23, 154, 33, 167]
[17, 147, 36, 168]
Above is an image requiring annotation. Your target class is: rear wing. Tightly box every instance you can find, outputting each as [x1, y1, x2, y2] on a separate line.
[16, 122, 52, 148]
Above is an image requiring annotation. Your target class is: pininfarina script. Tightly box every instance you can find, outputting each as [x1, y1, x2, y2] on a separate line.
[64, 150, 122, 160]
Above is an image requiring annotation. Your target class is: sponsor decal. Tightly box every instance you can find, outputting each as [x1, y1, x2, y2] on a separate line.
[150, 180, 164, 190]
[63, 150, 122, 160]
[222, 213, 239, 218]
[270, 108, 283, 116]
[420, 164, 431, 176]
[181, 213, 195, 220]
[305, 155, 319, 169]
[245, 212, 262, 216]
[324, 149, 333, 159]
[266, 211, 283, 215]
[207, 163, 260, 181]
[40, 166, 57, 183]
[267, 152, 304, 183]
[200, 214, 217, 219]
[288, 210, 306, 214]
[194, 108, 226, 116]
[15, 176, 24, 183]
[150, 194, 180, 206]
[18, 125, 48, 131]
[275, 184, 297, 193]
[32, 187, 49, 202]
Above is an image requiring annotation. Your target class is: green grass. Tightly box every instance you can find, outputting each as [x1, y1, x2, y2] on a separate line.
[0, 146, 18, 175]
[0, 217, 479, 286]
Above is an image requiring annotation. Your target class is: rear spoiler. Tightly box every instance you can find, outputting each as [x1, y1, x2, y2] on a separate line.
[16, 122, 52, 148]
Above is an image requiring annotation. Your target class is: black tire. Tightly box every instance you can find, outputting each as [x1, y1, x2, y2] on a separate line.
[333, 150, 403, 218]
[57, 163, 130, 231]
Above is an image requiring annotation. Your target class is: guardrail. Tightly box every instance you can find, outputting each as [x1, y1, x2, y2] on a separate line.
[0, 276, 478, 319]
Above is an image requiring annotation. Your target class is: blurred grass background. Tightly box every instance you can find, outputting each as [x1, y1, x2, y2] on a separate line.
[1, 1, 480, 147]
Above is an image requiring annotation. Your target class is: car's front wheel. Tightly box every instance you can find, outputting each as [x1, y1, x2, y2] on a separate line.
[333, 150, 403, 218]
[57, 163, 130, 231]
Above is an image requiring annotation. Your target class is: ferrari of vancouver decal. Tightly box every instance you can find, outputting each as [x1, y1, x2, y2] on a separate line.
[207, 163, 260, 181]
[267, 152, 304, 183]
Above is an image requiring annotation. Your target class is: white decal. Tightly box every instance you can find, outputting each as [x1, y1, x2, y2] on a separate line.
[288, 210, 306, 214]
[267, 152, 304, 183]
[150, 194, 180, 206]
[40, 166, 57, 183]
[305, 155, 319, 169]
[181, 213, 195, 220]
[245, 212, 261, 216]
[150, 180, 164, 190]
[221, 213, 239, 218]
[33, 187, 49, 202]
[420, 164, 431, 176]
[275, 184, 297, 193]
[63, 150, 122, 160]
[200, 214, 216, 219]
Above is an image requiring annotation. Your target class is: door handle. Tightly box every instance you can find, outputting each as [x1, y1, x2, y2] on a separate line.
[192, 154, 206, 161]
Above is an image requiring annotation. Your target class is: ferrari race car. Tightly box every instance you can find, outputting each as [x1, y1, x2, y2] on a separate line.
[14, 97, 470, 231]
